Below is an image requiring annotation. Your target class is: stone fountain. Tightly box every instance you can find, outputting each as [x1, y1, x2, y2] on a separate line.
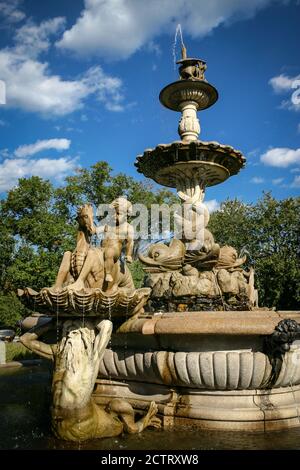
[19, 46, 300, 438]
[18, 200, 161, 441]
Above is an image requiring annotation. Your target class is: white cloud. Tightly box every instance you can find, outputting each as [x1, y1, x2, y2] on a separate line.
[0, 148, 9, 158]
[291, 167, 300, 173]
[0, 0, 25, 24]
[146, 41, 161, 56]
[272, 177, 284, 185]
[292, 175, 300, 187]
[0, 17, 124, 116]
[14, 17, 66, 59]
[251, 176, 265, 184]
[247, 148, 261, 158]
[0, 156, 78, 192]
[261, 147, 300, 167]
[15, 138, 71, 158]
[57, 0, 283, 59]
[269, 74, 299, 93]
[206, 199, 220, 213]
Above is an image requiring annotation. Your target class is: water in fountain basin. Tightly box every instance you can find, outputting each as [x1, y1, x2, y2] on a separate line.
[82, 295, 85, 328]
[108, 298, 112, 351]
[123, 304, 129, 371]
[2, 365, 300, 451]
[56, 299, 60, 345]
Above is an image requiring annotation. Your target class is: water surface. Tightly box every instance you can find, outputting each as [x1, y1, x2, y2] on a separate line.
[1, 365, 300, 450]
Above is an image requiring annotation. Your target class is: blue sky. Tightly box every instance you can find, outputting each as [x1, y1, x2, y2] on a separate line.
[0, 0, 299, 210]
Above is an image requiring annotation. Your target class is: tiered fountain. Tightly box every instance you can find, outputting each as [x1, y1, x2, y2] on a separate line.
[19, 45, 300, 439]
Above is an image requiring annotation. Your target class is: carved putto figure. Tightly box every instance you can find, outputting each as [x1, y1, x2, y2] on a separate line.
[99, 197, 134, 288]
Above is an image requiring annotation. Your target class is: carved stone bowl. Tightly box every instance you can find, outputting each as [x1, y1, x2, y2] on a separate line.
[135, 140, 246, 188]
[18, 287, 151, 318]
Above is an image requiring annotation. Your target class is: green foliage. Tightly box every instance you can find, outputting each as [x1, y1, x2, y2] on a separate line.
[1, 176, 76, 253]
[5, 245, 62, 291]
[208, 198, 253, 251]
[5, 342, 38, 362]
[209, 193, 300, 309]
[0, 223, 15, 288]
[128, 260, 145, 288]
[0, 292, 26, 329]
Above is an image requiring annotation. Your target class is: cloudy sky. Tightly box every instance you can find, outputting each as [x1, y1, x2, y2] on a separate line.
[0, 0, 299, 209]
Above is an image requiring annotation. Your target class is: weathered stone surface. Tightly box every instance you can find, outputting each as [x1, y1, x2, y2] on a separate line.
[144, 267, 255, 311]
[94, 379, 300, 431]
[118, 311, 300, 336]
[18, 286, 150, 318]
[98, 347, 300, 390]
[0, 342, 5, 364]
[52, 199, 135, 293]
[20, 319, 161, 441]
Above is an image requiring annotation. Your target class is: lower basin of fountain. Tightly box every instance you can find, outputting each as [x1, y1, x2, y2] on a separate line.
[3, 364, 300, 450]
[93, 309, 300, 432]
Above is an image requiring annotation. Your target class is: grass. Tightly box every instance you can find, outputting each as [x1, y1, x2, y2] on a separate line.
[5, 342, 39, 362]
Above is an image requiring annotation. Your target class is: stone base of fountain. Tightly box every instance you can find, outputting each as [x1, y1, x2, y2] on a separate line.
[93, 380, 300, 431]
[94, 310, 300, 431]
[147, 294, 253, 312]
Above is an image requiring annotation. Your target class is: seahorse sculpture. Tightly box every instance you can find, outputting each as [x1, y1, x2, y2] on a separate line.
[54, 204, 96, 289]
[20, 319, 161, 441]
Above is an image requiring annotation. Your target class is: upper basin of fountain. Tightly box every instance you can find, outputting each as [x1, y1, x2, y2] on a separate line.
[136, 46, 246, 188]
[135, 139, 246, 188]
[159, 79, 218, 112]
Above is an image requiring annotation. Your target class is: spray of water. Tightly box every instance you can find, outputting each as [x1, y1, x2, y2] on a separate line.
[172, 23, 185, 70]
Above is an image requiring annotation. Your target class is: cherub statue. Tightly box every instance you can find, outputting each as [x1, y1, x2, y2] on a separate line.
[98, 197, 134, 289]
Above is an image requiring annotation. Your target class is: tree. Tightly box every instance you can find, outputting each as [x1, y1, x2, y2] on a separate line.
[209, 193, 300, 309]
[0, 292, 26, 329]
[251, 194, 300, 309]
[0, 223, 15, 290]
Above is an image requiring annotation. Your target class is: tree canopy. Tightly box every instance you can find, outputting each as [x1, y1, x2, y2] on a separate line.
[209, 193, 300, 310]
